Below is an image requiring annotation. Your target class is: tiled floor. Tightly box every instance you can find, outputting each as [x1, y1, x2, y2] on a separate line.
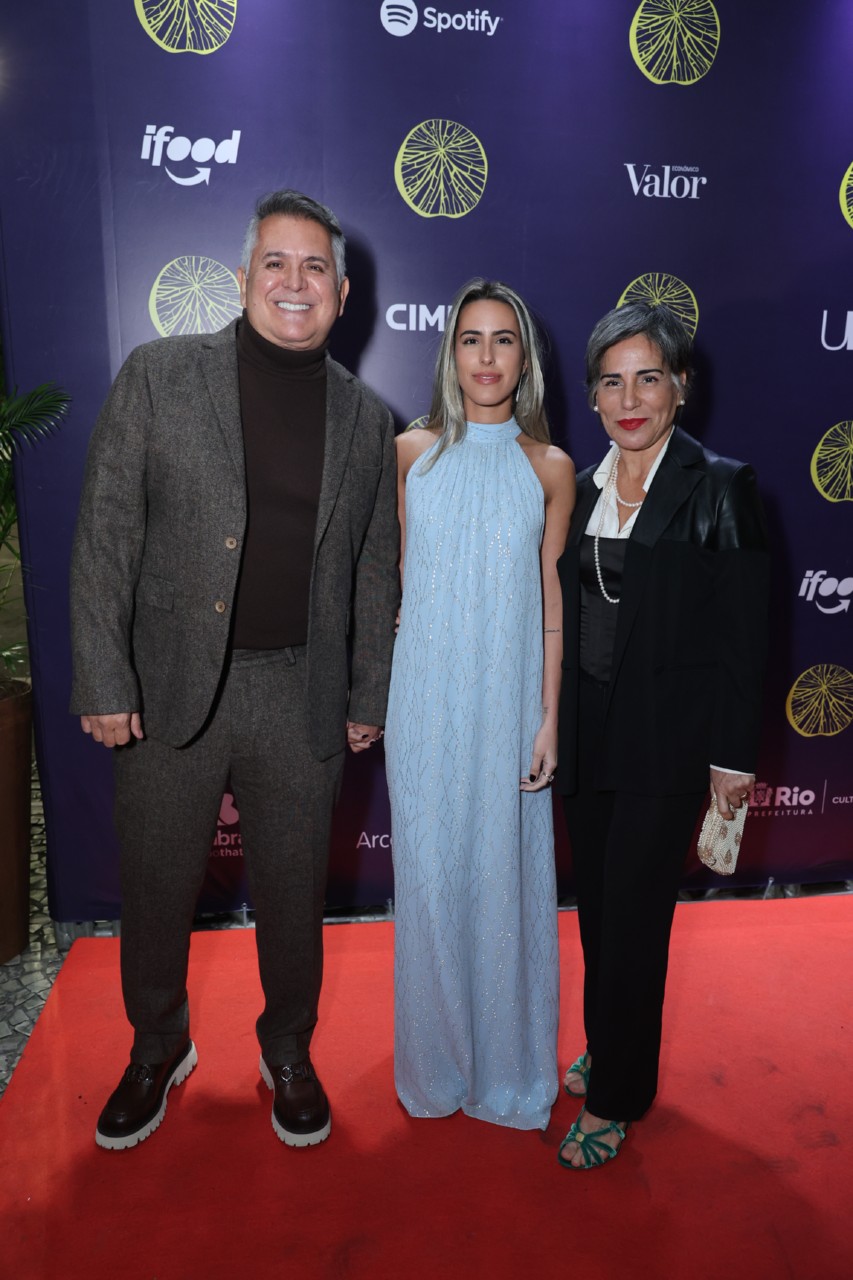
[0, 771, 61, 1097]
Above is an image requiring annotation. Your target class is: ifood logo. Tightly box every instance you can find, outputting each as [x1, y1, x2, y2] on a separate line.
[380, 2, 502, 36]
[381, 0, 419, 35]
[386, 302, 452, 331]
[141, 125, 241, 186]
[799, 570, 853, 614]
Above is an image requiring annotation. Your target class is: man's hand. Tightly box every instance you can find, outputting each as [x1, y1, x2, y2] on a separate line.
[710, 768, 754, 820]
[80, 712, 144, 749]
[346, 721, 383, 754]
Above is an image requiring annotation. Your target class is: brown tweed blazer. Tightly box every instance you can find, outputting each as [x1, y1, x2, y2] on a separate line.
[70, 320, 400, 760]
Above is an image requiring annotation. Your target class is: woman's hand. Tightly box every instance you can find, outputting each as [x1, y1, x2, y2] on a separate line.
[520, 721, 557, 792]
[710, 768, 754, 819]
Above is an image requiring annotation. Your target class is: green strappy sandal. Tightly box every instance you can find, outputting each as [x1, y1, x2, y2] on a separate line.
[557, 1106, 629, 1169]
[562, 1052, 591, 1098]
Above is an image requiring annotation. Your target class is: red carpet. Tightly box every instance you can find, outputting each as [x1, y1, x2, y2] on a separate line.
[1, 898, 850, 1279]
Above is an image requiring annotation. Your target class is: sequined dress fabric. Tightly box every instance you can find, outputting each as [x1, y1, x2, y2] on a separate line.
[385, 418, 559, 1130]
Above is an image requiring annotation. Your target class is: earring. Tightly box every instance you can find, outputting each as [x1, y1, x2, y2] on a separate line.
[593, 405, 600, 413]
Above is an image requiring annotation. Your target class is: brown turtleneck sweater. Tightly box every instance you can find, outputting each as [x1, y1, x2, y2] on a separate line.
[232, 314, 327, 648]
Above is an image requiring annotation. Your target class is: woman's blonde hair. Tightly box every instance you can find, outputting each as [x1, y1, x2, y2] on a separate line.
[418, 278, 550, 472]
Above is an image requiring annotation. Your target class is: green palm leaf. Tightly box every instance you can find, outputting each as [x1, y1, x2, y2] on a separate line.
[0, 384, 70, 464]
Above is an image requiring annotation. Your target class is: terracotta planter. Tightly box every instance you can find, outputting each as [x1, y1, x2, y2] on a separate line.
[0, 679, 32, 964]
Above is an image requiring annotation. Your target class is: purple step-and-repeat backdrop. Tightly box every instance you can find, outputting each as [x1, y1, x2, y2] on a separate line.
[0, 1, 851, 921]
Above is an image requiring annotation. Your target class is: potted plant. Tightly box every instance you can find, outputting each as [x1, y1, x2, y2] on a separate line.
[0, 383, 69, 964]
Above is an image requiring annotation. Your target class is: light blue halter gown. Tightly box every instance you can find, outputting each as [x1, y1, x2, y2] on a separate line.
[385, 418, 559, 1130]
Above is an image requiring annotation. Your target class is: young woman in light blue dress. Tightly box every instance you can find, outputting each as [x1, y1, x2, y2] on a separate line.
[385, 279, 575, 1130]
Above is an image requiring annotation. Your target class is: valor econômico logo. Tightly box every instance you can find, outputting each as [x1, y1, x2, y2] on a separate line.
[625, 163, 707, 200]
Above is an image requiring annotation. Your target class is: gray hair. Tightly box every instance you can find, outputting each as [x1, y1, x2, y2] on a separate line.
[420, 278, 550, 473]
[240, 189, 347, 284]
[585, 302, 693, 407]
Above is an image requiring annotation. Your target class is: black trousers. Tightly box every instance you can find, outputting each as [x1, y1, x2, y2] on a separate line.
[113, 647, 344, 1066]
[562, 675, 705, 1121]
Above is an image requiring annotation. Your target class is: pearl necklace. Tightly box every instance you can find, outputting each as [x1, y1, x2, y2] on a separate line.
[593, 451, 644, 605]
[613, 452, 644, 508]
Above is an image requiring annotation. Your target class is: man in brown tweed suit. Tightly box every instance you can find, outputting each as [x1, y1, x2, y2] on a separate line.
[70, 190, 399, 1151]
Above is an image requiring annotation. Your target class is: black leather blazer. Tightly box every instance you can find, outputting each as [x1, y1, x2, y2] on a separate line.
[557, 428, 770, 796]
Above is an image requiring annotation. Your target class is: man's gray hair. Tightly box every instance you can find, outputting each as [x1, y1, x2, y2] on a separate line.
[585, 302, 693, 406]
[241, 189, 347, 284]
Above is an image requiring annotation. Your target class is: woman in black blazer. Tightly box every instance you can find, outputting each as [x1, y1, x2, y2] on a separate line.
[556, 303, 770, 1169]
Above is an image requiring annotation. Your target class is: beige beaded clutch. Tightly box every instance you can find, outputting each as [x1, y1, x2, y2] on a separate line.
[696, 796, 748, 875]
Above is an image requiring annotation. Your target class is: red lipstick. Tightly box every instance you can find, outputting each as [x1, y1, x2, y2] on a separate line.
[617, 418, 646, 430]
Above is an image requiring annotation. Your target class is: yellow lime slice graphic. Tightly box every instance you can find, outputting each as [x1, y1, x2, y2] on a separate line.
[630, 0, 720, 85]
[135, 0, 237, 54]
[839, 161, 853, 230]
[406, 416, 429, 431]
[810, 420, 853, 503]
[395, 120, 487, 219]
[786, 664, 853, 738]
[148, 256, 241, 336]
[617, 272, 698, 337]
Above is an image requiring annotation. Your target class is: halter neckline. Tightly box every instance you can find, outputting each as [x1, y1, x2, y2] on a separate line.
[465, 417, 521, 443]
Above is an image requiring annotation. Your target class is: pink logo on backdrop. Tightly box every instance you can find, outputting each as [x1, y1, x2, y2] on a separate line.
[214, 792, 242, 855]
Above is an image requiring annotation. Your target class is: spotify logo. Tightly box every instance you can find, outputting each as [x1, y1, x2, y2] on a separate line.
[381, 2, 502, 37]
[381, 0, 418, 36]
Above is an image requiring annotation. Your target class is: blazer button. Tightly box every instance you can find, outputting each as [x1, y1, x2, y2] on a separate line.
[224, 536, 238, 550]
[214, 600, 227, 614]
